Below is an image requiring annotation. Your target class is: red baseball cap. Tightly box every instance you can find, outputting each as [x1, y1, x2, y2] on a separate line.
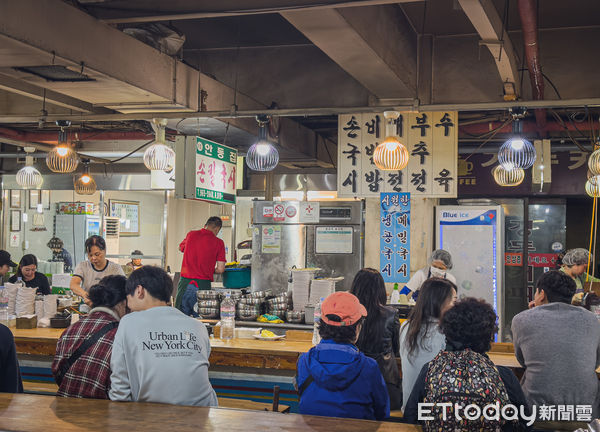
[320, 292, 367, 326]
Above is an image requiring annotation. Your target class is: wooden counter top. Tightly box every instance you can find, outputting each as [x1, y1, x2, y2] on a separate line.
[11, 327, 523, 371]
[0, 394, 419, 432]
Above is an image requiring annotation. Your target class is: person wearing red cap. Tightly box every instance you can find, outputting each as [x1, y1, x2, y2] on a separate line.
[295, 292, 390, 421]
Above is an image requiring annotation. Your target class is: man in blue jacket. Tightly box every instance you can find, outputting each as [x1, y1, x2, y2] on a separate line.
[296, 291, 390, 420]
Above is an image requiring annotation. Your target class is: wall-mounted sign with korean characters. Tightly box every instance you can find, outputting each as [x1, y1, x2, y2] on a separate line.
[337, 112, 458, 198]
[195, 137, 237, 204]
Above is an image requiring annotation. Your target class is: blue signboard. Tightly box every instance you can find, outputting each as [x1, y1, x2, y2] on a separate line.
[380, 193, 411, 283]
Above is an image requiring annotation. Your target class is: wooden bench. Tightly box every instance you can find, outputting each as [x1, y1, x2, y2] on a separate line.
[22, 381, 290, 413]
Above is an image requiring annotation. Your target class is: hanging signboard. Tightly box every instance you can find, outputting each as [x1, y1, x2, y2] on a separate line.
[195, 137, 237, 204]
[337, 112, 458, 198]
[380, 192, 411, 283]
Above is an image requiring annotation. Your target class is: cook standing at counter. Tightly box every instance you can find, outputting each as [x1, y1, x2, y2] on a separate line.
[70, 235, 125, 304]
[175, 216, 226, 309]
[400, 249, 456, 298]
[8, 254, 51, 295]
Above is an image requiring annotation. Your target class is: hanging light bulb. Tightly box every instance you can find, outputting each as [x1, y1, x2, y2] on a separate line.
[246, 115, 279, 171]
[144, 118, 175, 171]
[74, 162, 97, 195]
[493, 165, 525, 187]
[588, 145, 600, 176]
[373, 111, 409, 170]
[16, 148, 43, 189]
[498, 118, 536, 169]
[46, 120, 79, 173]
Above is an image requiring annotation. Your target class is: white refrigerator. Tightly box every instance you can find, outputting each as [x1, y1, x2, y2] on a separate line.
[55, 215, 102, 269]
[436, 206, 505, 340]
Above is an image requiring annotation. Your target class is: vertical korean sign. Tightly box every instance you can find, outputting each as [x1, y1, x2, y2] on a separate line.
[195, 137, 237, 204]
[338, 112, 457, 198]
[380, 192, 411, 283]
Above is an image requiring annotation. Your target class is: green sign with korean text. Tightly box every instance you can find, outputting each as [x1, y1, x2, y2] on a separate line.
[195, 137, 237, 204]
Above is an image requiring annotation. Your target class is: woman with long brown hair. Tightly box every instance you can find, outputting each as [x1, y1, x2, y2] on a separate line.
[399, 277, 456, 410]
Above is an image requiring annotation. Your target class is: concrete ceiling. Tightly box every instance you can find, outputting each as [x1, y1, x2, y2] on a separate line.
[0, 0, 599, 172]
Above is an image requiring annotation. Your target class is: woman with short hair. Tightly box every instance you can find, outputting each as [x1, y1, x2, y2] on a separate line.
[70, 235, 124, 304]
[52, 275, 128, 399]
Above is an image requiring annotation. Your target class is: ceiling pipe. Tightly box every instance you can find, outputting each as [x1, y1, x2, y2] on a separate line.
[0, 98, 600, 124]
[460, 120, 594, 135]
[518, 0, 547, 137]
[0, 127, 152, 143]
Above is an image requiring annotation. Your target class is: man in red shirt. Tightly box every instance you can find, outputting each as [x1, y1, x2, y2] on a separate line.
[175, 216, 226, 309]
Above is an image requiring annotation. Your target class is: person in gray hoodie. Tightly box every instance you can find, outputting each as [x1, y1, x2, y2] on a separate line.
[109, 266, 217, 407]
[512, 270, 600, 418]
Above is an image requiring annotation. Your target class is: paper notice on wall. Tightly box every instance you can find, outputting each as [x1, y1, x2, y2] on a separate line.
[261, 225, 281, 254]
[9, 232, 20, 247]
[315, 226, 353, 254]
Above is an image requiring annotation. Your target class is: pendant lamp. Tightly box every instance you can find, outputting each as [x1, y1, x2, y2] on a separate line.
[246, 115, 279, 171]
[74, 162, 97, 195]
[373, 111, 409, 170]
[586, 175, 600, 198]
[16, 147, 43, 189]
[493, 164, 525, 187]
[498, 119, 536, 170]
[144, 118, 175, 171]
[46, 120, 79, 173]
[589, 144, 600, 176]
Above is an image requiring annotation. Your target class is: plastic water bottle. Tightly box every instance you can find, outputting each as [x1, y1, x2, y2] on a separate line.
[312, 297, 324, 345]
[0, 287, 8, 327]
[16, 277, 25, 289]
[220, 293, 236, 340]
[390, 283, 400, 304]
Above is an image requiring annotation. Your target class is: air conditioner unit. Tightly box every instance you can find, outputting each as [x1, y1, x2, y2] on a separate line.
[104, 217, 120, 256]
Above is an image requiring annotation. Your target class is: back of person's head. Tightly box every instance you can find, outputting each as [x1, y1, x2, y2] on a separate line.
[536, 270, 576, 304]
[126, 266, 172, 302]
[350, 268, 387, 348]
[85, 235, 106, 252]
[318, 292, 367, 344]
[440, 297, 497, 354]
[430, 249, 453, 269]
[88, 275, 127, 308]
[405, 277, 456, 357]
[205, 216, 223, 229]
[562, 248, 590, 267]
[17, 254, 38, 277]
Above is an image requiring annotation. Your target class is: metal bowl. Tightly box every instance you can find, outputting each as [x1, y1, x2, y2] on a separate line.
[237, 309, 260, 321]
[197, 291, 221, 300]
[267, 298, 290, 307]
[286, 311, 305, 323]
[270, 293, 291, 303]
[269, 308, 288, 317]
[249, 290, 273, 299]
[238, 297, 263, 306]
[198, 299, 220, 308]
[198, 307, 220, 319]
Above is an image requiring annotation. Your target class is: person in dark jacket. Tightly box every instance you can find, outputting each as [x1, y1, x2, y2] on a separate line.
[0, 324, 23, 393]
[296, 291, 390, 421]
[404, 298, 532, 431]
[350, 268, 402, 409]
[8, 254, 51, 295]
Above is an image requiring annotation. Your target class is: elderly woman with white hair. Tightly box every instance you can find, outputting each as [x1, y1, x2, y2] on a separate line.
[400, 249, 457, 299]
[559, 248, 600, 304]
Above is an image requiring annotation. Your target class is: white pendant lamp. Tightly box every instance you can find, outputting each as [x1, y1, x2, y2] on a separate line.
[16, 147, 43, 189]
[144, 118, 175, 171]
[373, 111, 409, 170]
[498, 119, 536, 170]
[246, 115, 279, 172]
